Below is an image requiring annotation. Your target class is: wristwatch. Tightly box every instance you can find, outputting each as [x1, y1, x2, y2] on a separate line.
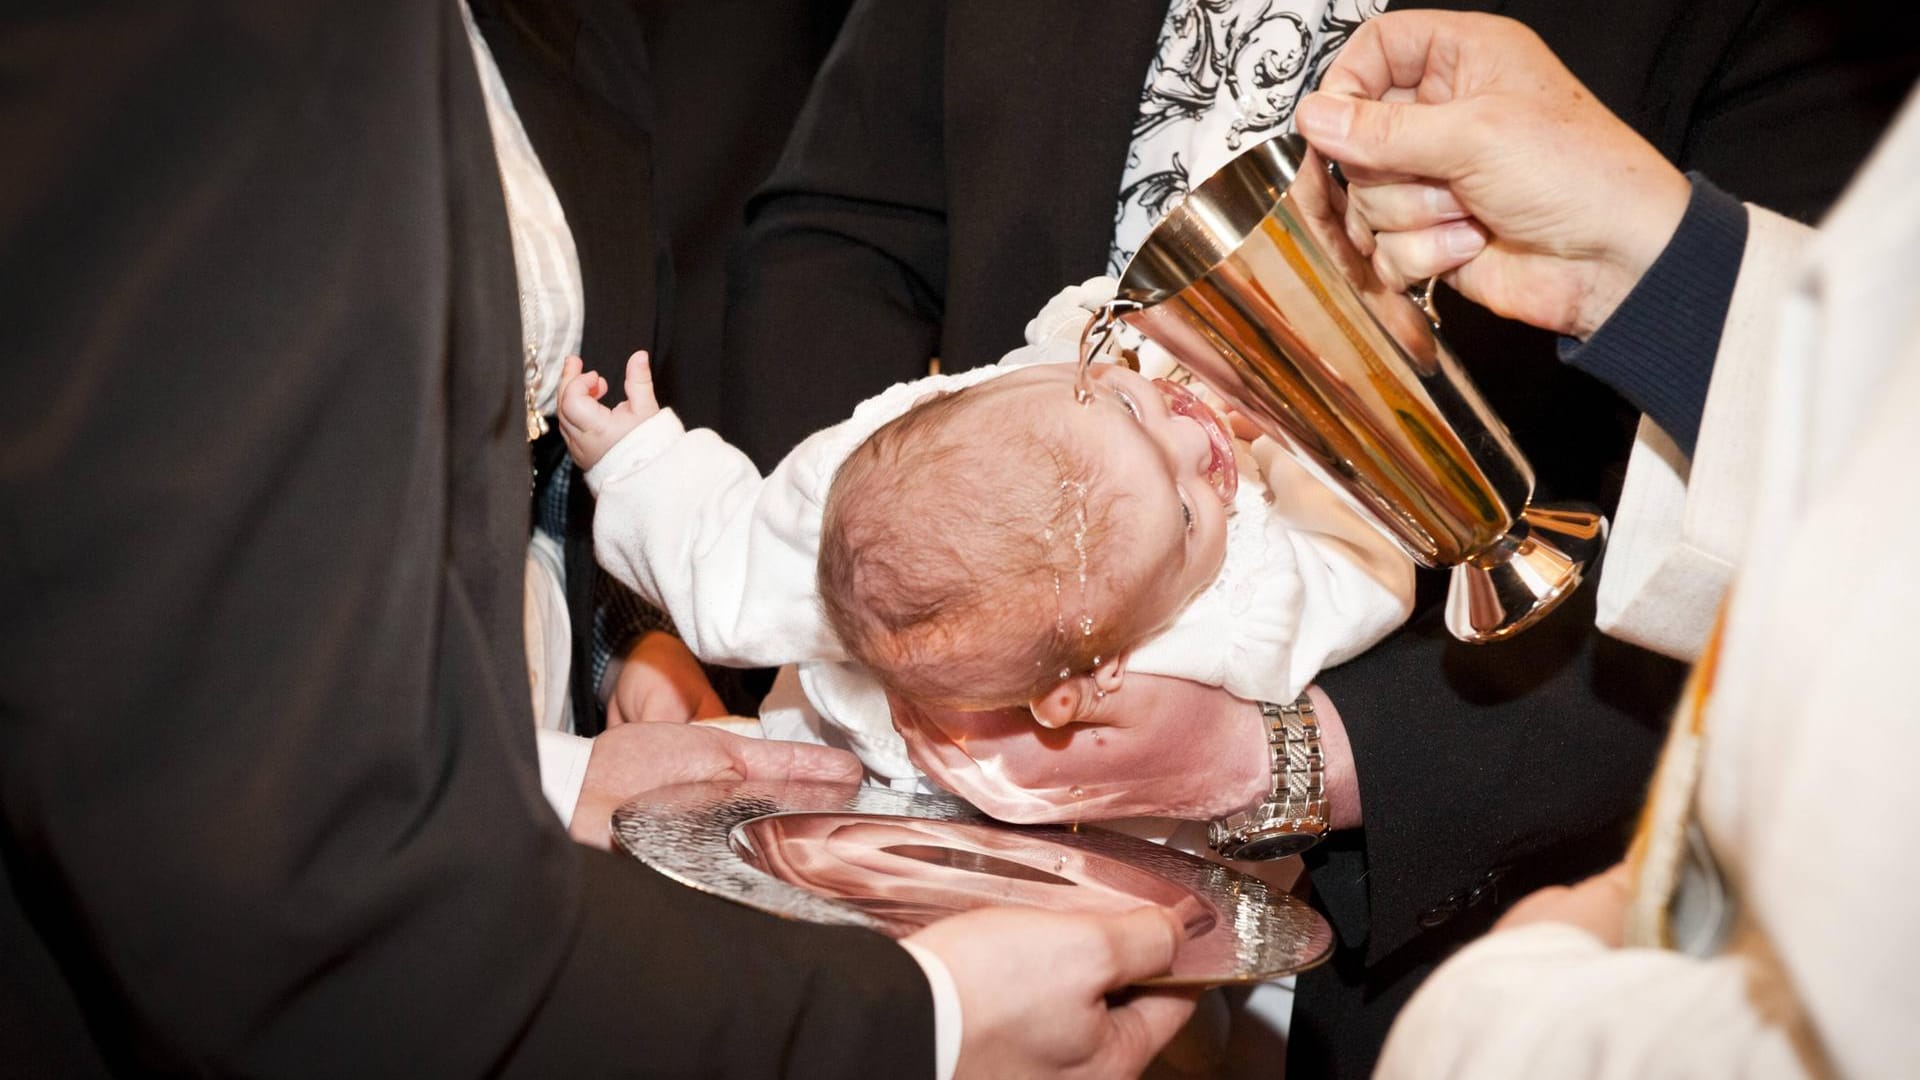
[1207, 694, 1329, 860]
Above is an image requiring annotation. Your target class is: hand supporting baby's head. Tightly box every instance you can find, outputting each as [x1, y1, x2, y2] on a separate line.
[820, 364, 1234, 727]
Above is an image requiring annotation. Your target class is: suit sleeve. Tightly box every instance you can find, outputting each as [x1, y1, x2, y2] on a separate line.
[720, 0, 950, 471]
[1312, 0, 1916, 966]
[0, 4, 932, 1074]
[1676, 0, 1919, 224]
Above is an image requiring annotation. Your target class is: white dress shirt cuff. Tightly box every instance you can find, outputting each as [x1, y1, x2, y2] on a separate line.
[535, 728, 594, 826]
[897, 940, 962, 1080]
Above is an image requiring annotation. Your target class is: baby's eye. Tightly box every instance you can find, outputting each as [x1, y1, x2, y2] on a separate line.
[1179, 494, 1195, 533]
[1114, 390, 1141, 419]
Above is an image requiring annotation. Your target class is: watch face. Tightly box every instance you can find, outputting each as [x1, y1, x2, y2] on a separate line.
[1233, 831, 1322, 861]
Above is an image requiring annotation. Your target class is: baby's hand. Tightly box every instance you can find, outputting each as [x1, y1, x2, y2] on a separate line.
[603, 631, 728, 727]
[556, 349, 661, 469]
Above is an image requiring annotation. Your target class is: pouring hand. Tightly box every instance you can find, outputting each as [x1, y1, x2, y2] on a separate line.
[1296, 11, 1690, 340]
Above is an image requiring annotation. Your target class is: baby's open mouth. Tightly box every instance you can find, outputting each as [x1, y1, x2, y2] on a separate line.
[1153, 378, 1238, 504]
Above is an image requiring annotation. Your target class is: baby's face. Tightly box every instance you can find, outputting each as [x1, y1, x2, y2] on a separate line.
[991, 363, 1236, 638]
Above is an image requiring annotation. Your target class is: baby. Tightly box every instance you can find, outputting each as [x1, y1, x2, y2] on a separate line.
[557, 283, 1413, 783]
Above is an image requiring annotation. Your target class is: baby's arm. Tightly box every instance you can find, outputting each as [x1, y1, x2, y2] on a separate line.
[584, 420, 832, 670]
[585, 364, 1007, 670]
[556, 350, 658, 469]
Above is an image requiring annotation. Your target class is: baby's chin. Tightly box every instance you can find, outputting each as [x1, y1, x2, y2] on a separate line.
[1111, 575, 1213, 652]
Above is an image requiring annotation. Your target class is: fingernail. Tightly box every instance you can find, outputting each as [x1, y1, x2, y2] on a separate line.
[1297, 93, 1353, 141]
[1443, 221, 1485, 257]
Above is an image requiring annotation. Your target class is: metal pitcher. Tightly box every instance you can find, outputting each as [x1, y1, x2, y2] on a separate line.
[1098, 133, 1604, 643]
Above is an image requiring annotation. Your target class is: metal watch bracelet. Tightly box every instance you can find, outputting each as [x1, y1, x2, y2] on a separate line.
[1206, 693, 1329, 860]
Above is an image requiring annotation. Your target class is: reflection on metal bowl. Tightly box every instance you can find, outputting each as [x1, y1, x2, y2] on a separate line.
[613, 780, 1334, 986]
[733, 812, 1219, 941]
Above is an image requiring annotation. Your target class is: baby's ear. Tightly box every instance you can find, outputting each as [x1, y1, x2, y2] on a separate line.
[1026, 654, 1129, 729]
[1028, 679, 1090, 729]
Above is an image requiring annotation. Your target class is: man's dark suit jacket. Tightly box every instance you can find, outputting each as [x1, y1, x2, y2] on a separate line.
[639, 0, 854, 434]
[720, 1, 1917, 1075]
[0, 2, 931, 1073]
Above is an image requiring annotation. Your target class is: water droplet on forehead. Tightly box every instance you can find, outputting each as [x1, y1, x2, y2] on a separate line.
[1044, 480, 1099, 648]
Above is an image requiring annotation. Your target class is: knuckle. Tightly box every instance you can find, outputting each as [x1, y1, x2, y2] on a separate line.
[1369, 100, 1405, 148]
[1371, 245, 1406, 292]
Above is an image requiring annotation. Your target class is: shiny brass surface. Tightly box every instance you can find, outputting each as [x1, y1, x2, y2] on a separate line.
[1113, 134, 1603, 641]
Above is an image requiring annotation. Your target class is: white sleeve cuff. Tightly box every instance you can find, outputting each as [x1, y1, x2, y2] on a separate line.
[534, 728, 594, 826]
[897, 940, 962, 1080]
[583, 407, 687, 498]
[1597, 205, 1814, 660]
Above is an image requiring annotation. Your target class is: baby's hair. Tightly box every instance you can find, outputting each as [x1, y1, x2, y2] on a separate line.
[818, 380, 1137, 708]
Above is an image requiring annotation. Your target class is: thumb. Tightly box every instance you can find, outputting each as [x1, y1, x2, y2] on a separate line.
[1098, 905, 1185, 990]
[1297, 91, 1476, 181]
[1103, 990, 1201, 1075]
[624, 349, 657, 410]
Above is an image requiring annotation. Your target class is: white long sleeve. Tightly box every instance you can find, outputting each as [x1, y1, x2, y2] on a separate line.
[1377, 924, 1813, 1080]
[584, 366, 1010, 669]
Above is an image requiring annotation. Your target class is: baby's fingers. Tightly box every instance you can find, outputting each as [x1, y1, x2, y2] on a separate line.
[624, 350, 660, 419]
[557, 362, 608, 430]
[556, 356, 585, 409]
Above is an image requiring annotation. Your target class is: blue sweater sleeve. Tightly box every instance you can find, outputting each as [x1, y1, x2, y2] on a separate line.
[1557, 175, 1748, 457]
